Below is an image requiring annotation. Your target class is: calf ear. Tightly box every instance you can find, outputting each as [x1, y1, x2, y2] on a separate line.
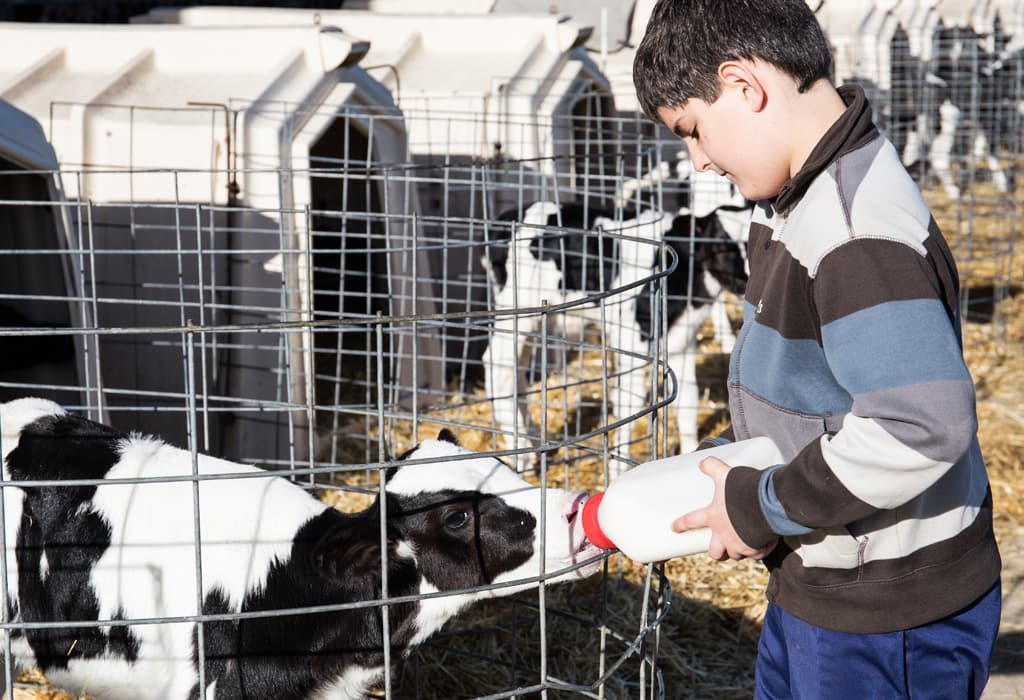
[312, 520, 393, 586]
[437, 428, 459, 445]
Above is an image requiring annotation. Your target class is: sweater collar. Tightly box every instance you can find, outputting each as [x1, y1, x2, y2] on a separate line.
[772, 84, 879, 214]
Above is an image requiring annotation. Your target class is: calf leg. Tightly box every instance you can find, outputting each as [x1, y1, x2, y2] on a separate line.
[483, 315, 537, 471]
[607, 314, 648, 478]
[710, 294, 736, 354]
[605, 218, 665, 475]
[666, 304, 712, 454]
[929, 100, 962, 199]
[973, 131, 1008, 193]
[901, 115, 927, 168]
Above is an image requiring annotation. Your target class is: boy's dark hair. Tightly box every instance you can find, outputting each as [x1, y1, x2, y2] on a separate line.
[633, 0, 834, 121]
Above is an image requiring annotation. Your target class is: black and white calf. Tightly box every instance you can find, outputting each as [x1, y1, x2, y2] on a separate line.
[481, 201, 748, 471]
[0, 398, 603, 700]
[903, 22, 1023, 198]
[616, 160, 750, 354]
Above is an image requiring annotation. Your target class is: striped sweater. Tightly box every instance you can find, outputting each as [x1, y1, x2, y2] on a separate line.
[718, 84, 1001, 634]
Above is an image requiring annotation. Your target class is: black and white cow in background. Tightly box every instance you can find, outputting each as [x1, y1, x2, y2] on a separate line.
[481, 198, 749, 473]
[902, 20, 1023, 198]
[0, 398, 603, 699]
[617, 160, 750, 356]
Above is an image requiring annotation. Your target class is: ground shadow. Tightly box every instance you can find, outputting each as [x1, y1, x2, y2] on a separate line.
[992, 631, 1024, 675]
[380, 567, 759, 699]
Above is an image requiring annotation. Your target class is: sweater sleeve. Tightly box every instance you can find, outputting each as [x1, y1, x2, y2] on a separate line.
[696, 424, 735, 451]
[728, 235, 977, 545]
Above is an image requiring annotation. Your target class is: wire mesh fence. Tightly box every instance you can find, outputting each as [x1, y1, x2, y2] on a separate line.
[0, 139, 705, 697]
[0, 2, 1021, 695]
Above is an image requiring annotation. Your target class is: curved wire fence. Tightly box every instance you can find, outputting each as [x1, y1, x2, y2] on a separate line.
[0, 151, 708, 698]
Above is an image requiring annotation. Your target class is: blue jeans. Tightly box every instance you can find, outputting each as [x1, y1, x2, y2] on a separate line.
[755, 580, 1001, 699]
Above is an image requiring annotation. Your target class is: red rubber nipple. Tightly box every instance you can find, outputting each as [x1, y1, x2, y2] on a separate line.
[580, 492, 616, 550]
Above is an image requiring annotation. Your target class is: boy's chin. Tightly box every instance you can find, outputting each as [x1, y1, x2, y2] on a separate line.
[737, 182, 782, 202]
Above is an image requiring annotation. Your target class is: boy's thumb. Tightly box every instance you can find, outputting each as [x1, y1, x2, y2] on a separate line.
[699, 456, 728, 476]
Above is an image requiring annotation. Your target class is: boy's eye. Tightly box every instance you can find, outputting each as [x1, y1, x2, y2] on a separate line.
[674, 124, 698, 142]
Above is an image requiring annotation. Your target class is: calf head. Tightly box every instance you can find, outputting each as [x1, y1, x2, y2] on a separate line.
[704, 228, 748, 300]
[311, 430, 604, 644]
[484, 202, 630, 295]
[672, 211, 748, 299]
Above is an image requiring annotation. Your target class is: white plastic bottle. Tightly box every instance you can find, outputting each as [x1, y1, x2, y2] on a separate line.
[580, 436, 784, 563]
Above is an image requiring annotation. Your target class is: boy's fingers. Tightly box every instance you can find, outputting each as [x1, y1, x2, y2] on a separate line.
[672, 508, 708, 532]
[750, 539, 779, 560]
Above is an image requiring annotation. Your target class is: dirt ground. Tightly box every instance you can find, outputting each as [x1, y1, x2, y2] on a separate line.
[986, 529, 1024, 699]
[974, 321, 1024, 700]
[968, 314, 1024, 699]
[934, 180, 1024, 699]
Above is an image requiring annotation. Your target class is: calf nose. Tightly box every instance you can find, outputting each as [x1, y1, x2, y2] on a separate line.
[513, 511, 537, 538]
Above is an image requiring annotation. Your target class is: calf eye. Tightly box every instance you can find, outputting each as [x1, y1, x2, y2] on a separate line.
[445, 510, 470, 530]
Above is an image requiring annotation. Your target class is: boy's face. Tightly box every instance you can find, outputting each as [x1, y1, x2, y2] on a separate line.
[657, 87, 792, 202]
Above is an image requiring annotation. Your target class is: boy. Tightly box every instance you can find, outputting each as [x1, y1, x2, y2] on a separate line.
[632, 1, 1002, 697]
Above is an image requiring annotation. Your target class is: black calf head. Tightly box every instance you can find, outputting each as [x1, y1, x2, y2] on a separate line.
[687, 212, 748, 298]
[313, 431, 598, 600]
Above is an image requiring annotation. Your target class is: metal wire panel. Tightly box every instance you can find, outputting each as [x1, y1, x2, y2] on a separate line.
[0, 143, 683, 697]
[3, 5, 1018, 685]
[813, 3, 1023, 338]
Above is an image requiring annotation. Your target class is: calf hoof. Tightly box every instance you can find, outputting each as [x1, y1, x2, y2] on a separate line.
[512, 448, 539, 472]
[679, 436, 700, 455]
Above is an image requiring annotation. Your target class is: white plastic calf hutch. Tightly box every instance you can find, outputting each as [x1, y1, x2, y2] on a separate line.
[134, 7, 648, 396]
[0, 22, 442, 466]
[135, 7, 618, 208]
[0, 100, 88, 413]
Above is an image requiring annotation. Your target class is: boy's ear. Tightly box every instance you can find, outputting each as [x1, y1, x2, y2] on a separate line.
[717, 59, 768, 112]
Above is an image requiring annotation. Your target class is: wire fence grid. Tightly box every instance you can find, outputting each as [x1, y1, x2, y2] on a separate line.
[0, 4, 1022, 696]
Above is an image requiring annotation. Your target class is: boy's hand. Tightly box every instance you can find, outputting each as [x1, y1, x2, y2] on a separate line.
[671, 456, 778, 561]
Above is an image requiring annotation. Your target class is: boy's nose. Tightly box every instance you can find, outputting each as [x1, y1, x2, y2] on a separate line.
[687, 143, 714, 172]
